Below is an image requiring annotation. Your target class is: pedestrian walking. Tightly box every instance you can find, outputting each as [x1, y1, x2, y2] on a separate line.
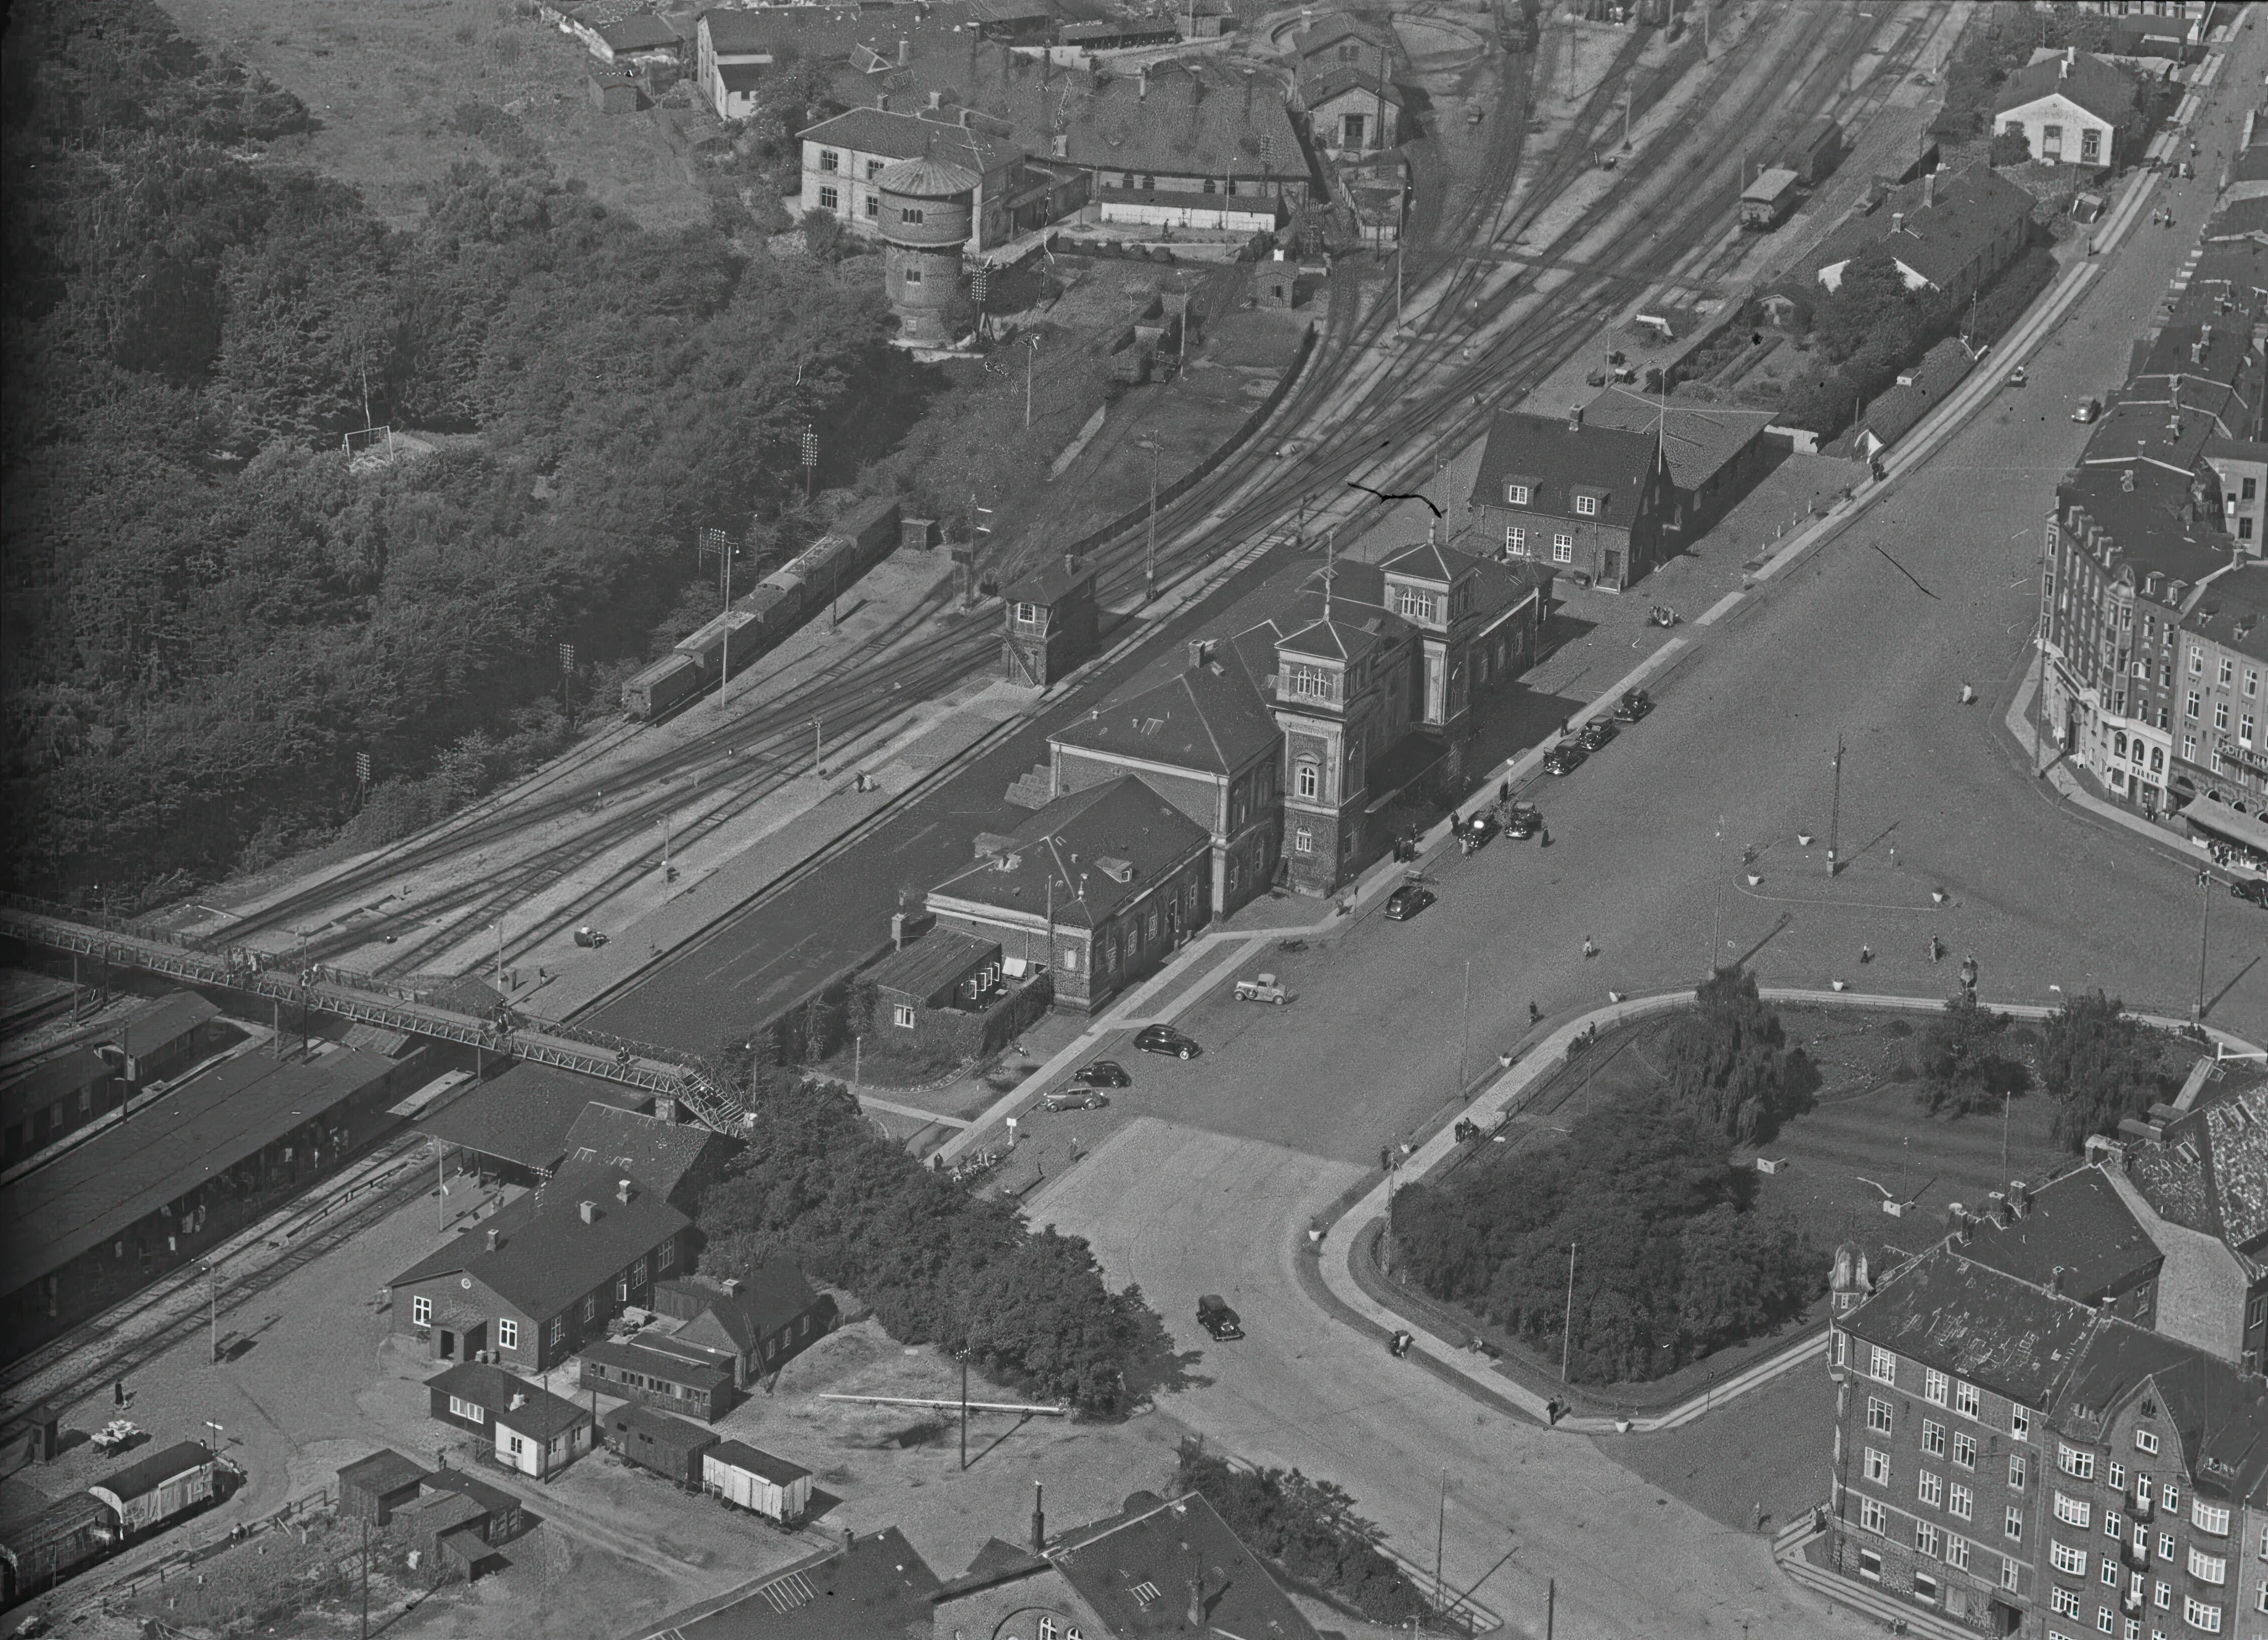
[1498, 780, 1510, 806]
[113, 1378, 126, 1408]
[1529, 1001, 1543, 1025]
[1582, 937, 1598, 960]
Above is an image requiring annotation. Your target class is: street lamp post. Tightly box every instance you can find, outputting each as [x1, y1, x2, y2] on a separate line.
[1137, 436, 1162, 602]
[2195, 870, 2212, 1020]
[1025, 333, 1042, 430]
[1559, 1243, 1577, 1382]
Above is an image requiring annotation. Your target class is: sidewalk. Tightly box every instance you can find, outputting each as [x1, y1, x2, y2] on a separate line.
[1304, 987, 2261, 1437]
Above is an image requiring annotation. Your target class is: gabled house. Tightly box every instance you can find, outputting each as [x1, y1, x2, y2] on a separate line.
[388, 1161, 692, 1374]
[558, 1103, 726, 1214]
[1804, 164, 2035, 311]
[1578, 386, 1778, 537]
[1468, 406, 1675, 591]
[652, 1260, 839, 1387]
[927, 777, 1212, 1013]
[1994, 49, 2137, 170]
[425, 1361, 594, 1479]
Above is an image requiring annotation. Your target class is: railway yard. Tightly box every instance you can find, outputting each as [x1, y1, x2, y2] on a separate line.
[14, 2, 2260, 1638]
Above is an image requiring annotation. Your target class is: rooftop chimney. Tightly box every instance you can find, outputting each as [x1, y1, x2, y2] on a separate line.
[928, 89, 944, 110]
[509, 1391, 527, 1410]
[1891, 211, 1904, 236]
[486, 1228, 501, 1252]
[1052, 131, 1068, 159]
[2047, 1265, 2066, 1295]
[891, 912, 907, 950]
[2010, 1180, 2031, 1218]
[899, 35, 911, 65]
[616, 1177, 633, 1204]
[580, 1199, 598, 1223]
[1987, 1189, 2009, 1227]
[1923, 171, 1936, 210]
[2063, 44, 2075, 75]
[1567, 405, 1584, 432]
[1031, 1482, 1047, 1553]
[1188, 637, 1214, 669]
[1063, 552, 1080, 577]
[877, 91, 891, 112]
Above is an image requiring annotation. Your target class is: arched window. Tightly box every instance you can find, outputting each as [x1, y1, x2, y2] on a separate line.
[1295, 761, 1319, 800]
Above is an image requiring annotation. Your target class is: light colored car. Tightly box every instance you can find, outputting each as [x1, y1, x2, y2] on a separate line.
[1233, 973, 1292, 1005]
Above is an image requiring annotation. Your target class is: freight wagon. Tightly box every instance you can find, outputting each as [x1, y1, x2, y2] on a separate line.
[621, 497, 904, 720]
[88, 1440, 219, 1538]
[702, 1440, 811, 1524]
[1, 1493, 116, 1604]
[601, 1403, 716, 1490]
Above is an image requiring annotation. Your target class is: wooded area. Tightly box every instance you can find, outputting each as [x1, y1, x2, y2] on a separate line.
[1388, 969, 1822, 1385]
[1, 0, 920, 894]
[695, 1074, 1148, 1413]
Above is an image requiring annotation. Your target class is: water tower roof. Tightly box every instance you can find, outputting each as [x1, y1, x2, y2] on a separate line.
[876, 155, 981, 197]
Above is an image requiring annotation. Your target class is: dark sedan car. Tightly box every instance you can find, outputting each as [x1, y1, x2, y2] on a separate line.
[2234, 877, 2268, 908]
[1577, 718, 1617, 752]
[1042, 1088, 1110, 1112]
[1612, 688, 1652, 723]
[1504, 802, 1542, 838]
[1134, 1024, 1201, 1060]
[1384, 884, 1435, 920]
[1541, 743, 1587, 776]
[1072, 1059, 1132, 1088]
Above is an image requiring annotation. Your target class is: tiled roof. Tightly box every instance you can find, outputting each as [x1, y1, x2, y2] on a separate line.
[1579, 386, 1776, 492]
[866, 928, 1001, 1000]
[420, 1062, 647, 1173]
[1054, 647, 1280, 778]
[674, 1523, 938, 1640]
[2050, 1318, 2268, 1506]
[1468, 409, 1662, 525]
[424, 1362, 592, 1439]
[1851, 335, 1975, 449]
[560, 1104, 719, 1203]
[1060, 60, 1303, 184]
[939, 1535, 1049, 1595]
[1838, 1244, 2098, 1406]
[1952, 1165, 2162, 1302]
[390, 1160, 690, 1319]
[1049, 1490, 1320, 1639]
[1303, 65, 1405, 110]
[798, 105, 1025, 179]
[928, 777, 1210, 929]
[2125, 1079, 2268, 1258]
[1800, 164, 2034, 295]
[1994, 52, 2138, 128]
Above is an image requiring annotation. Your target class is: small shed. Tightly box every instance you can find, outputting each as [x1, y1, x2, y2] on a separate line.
[703, 1441, 813, 1523]
[338, 1449, 430, 1527]
[999, 555, 1100, 687]
[421, 1467, 525, 1544]
[587, 67, 644, 114]
[602, 1403, 718, 1490]
[89, 1441, 215, 1537]
[391, 1490, 489, 1569]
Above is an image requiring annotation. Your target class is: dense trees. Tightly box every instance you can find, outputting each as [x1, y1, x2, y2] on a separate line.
[1390, 974, 1822, 1385]
[2, 0, 919, 894]
[1174, 1441, 1428, 1625]
[695, 1074, 1147, 1412]
[2039, 992, 2190, 1151]
[1914, 990, 2031, 1117]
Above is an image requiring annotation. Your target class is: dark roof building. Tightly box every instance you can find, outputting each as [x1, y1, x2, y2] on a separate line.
[421, 1063, 650, 1180]
[668, 1524, 943, 1639]
[1949, 1168, 2162, 1323]
[1992, 50, 2139, 128]
[865, 928, 1003, 1010]
[559, 1103, 723, 1209]
[338, 1449, 430, 1526]
[1467, 406, 1676, 590]
[1836, 1244, 2099, 1408]
[579, 1334, 734, 1421]
[1801, 163, 2034, 308]
[1842, 335, 1976, 460]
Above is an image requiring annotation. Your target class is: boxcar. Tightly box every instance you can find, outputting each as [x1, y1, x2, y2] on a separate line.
[702, 1440, 811, 1524]
[88, 1440, 216, 1538]
[601, 1403, 717, 1490]
[622, 652, 704, 720]
[0, 1493, 118, 1602]
[674, 608, 758, 679]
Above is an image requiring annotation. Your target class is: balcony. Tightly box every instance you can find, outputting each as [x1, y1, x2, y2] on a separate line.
[2129, 1491, 2153, 1524]
[2122, 1538, 2150, 1572]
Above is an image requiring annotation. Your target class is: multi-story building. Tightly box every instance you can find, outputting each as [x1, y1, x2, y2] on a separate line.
[1829, 1247, 2092, 1634]
[1039, 541, 1550, 902]
[1468, 406, 1676, 592]
[2172, 560, 2268, 841]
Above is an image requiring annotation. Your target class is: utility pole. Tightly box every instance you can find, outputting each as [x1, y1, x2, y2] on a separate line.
[436, 1135, 446, 1231]
[2195, 869, 2212, 1020]
[1826, 735, 1844, 876]
[959, 1349, 970, 1471]
[1546, 1578, 1556, 1640]
[1457, 959, 1472, 1098]
[1434, 1470, 1447, 1615]
[493, 920, 504, 989]
[813, 717, 824, 777]
[1560, 1243, 1577, 1381]
[1138, 436, 1162, 601]
[1025, 333, 1041, 429]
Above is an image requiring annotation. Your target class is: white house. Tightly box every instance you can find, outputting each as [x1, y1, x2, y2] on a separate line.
[1992, 48, 2136, 169]
[696, 10, 776, 122]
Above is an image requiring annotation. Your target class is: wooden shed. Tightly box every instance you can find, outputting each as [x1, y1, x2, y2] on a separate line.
[702, 1440, 812, 1523]
[338, 1449, 429, 1527]
[602, 1403, 718, 1490]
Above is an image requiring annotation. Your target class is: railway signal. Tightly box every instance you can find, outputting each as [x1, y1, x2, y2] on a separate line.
[801, 425, 819, 501]
[558, 640, 576, 722]
[354, 751, 372, 809]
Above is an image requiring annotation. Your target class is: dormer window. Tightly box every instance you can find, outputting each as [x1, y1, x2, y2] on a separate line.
[1574, 493, 1599, 516]
[1283, 661, 1337, 702]
[1505, 483, 1531, 505]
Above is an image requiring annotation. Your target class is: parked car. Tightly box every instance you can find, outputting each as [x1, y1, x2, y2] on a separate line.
[1042, 1088, 1110, 1112]
[1577, 718, 1618, 752]
[1504, 801, 1542, 839]
[1134, 1024, 1201, 1060]
[1072, 1059, 1132, 1088]
[1197, 1295, 1243, 1340]
[2233, 878, 2268, 907]
[1384, 884, 1435, 921]
[1459, 812, 1498, 853]
[574, 926, 608, 948]
[1542, 743, 1587, 776]
[2073, 397, 2102, 424]
[1612, 688, 1652, 723]
[1233, 973, 1293, 1005]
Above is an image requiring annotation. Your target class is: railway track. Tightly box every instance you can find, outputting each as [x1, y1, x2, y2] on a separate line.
[214, 4, 1940, 990]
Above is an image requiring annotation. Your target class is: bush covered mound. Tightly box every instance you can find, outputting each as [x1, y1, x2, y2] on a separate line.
[1175, 1440, 1429, 1626]
[695, 1074, 1147, 1412]
[2, 0, 923, 893]
[1389, 968, 1823, 1386]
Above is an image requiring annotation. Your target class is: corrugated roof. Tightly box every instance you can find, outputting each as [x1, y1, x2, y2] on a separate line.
[866, 928, 1001, 1001]
[1, 1046, 399, 1289]
[929, 777, 1210, 928]
[1954, 1165, 2162, 1301]
[1838, 1244, 2098, 1406]
[390, 1159, 689, 1319]
[1994, 52, 2138, 128]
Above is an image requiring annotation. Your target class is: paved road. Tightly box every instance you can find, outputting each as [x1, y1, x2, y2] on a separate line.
[1006, 27, 2268, 1640]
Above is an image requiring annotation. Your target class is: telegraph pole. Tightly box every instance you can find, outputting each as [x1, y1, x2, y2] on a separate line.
[1025, 333, 1041, 429]
[959, 1349, 970, 1470]
[1826, 735, 1844, 876]
[1560, 1244, 1577, 1381]
[1434, 1470, 1447, 1615]
[2195, 870, 2212, 1021]
[206, 1258, 219, 1365]
[1138, 436, 1162, 601]
[813, 717, 824, 777]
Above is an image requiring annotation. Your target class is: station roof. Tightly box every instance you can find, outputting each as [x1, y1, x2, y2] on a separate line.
[560, 1103, 719, 1202]
[420, 1062, 647, 1173]
[0, 1046, 398, 1294]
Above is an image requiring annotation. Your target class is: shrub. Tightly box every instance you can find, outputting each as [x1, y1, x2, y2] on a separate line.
[2039, 992, 2190, 1151]
[1914, 990, 2031, 1117]
[1661, 965, 1819, 1144]
[1175, 1441, 1429, 1625]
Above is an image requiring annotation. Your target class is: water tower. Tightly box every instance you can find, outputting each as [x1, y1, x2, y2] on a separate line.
[875, 154, 979, 345]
